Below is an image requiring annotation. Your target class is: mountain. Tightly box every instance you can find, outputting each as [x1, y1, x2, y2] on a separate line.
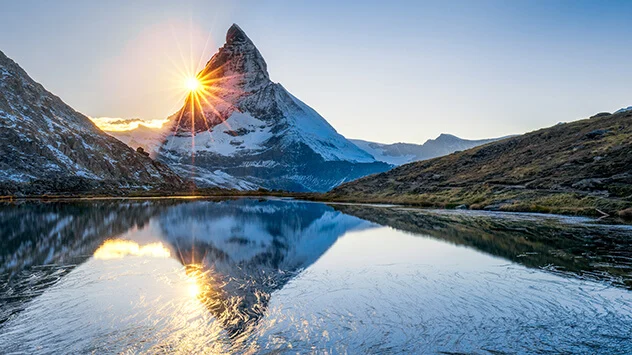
[328, 110, 632, 217]
[103, 124, 168, 156]
[0, 50, 186, 195]
[350, 134, 511, 165]
[122, 24, 391, 192]
[106, 124, 258, 190]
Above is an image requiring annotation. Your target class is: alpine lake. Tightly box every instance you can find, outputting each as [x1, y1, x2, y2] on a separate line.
[1, 197, 631, 354]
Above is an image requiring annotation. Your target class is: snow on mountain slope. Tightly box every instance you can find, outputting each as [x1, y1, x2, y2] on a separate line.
[104, 124, 169, 158]
[158, 160, 259, 190]
[150, 24, 391, 192]
[350, 140, 420, 166]
[107, 123, 259, 190]
[283, 90, 376, 162]
[0, 50, 186, 195]
[351, 134, 511, 166]
[164, 111, 274, 157]
[615, 106, 632, 114]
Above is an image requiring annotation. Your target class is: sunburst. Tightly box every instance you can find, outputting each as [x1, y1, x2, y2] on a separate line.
[185, 77, 201, 92]
[156, 25, 243, 170]
[166, 51, 241, 138]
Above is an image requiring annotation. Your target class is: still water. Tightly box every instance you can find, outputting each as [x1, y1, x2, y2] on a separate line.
[0, 198, 631, 354]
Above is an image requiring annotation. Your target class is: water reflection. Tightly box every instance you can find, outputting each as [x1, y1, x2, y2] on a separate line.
[0, 198, 374, 350]
[161, 199, 374, 340]
[0, 200, 170, 325]
[0, 198, 630, 354]
[333, 205, 632, 288]
[93, 240, 172, 260]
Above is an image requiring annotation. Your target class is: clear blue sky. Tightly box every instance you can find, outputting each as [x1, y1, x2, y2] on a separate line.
[1, 0, 631, 143]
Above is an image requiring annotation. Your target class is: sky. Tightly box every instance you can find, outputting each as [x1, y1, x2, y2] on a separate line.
[1, 0, 631, 144]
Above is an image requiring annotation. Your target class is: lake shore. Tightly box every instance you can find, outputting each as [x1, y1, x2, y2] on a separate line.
[2, 188, 631, 223]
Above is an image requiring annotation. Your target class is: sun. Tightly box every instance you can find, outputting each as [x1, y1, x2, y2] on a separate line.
[188, 282, 201, 298]
[185, 77, 201, 92]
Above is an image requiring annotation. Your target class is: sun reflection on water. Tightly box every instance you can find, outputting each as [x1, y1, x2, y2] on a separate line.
[93, 240, 171, 260]
[90, 239, 281, 351]
[187, 280, 201, 298]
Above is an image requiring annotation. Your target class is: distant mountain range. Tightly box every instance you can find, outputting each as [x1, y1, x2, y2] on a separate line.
[0, 23, 513, 196]
[328, 110, 632, 217]
[108, 25, 514, 191]
[0, 50, 185, 195]
[2, 22, 629, 204]
[350, 134, 511, 166]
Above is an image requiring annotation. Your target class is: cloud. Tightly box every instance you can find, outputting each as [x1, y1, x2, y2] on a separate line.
[90, 116, 168, 131]
[108, 118, 144, 125]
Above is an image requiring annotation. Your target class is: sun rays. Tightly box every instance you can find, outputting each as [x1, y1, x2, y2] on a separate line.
[165, 32, 241, 137]
[88, 21, 245, 176]
[166, 62, 243, 165]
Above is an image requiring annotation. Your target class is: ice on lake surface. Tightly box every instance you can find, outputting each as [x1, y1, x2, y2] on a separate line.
[0, 198, 631, 354]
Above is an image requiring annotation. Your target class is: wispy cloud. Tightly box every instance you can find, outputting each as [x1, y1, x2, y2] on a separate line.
[90, 117, 168, 132]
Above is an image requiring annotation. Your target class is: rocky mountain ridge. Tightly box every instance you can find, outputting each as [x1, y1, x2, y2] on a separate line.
[0, 50, 186, 195]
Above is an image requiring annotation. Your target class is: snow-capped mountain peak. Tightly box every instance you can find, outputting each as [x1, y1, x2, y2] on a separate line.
[150, 24, 390, 191]
[208, 23, 270, 91]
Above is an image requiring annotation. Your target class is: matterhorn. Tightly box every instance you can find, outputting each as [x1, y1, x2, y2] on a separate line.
[116, 24, 391, 192]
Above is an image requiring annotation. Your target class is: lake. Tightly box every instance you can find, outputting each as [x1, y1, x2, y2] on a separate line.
[1, 198, 631, 354]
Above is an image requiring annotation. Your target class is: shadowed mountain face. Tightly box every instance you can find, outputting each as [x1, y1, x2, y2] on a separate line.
[330, 111, 632, 215]
[159, 199, 373, 338]
[120, 24, 392, 192]
[334, 204, 632, 289]
[0, 51, 186, 196]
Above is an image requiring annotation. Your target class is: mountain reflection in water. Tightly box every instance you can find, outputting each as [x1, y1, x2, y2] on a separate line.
[0, 198, 631, 354]
[161, 199, 373, 340]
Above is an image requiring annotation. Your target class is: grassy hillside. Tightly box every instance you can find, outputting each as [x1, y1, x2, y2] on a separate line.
[327, 110, 632, 218]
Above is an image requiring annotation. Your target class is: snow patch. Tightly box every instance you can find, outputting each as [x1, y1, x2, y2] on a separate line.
[280, 90, 376, 163]
[351, 140, 416, 165]
[165, 112, 273, 156]
[45, 144, 100, 179]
